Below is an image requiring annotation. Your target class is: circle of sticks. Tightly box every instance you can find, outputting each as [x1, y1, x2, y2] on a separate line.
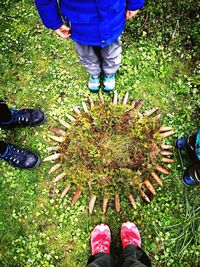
[44, 92, 176, 214]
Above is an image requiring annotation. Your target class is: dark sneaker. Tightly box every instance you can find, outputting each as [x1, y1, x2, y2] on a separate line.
[121, 222, 141, 249]
[0, 108, 45, 128]
[91, 224, 111, 255]
[176, 137, 186, 149]
[0, 142, 40, 169]
[103, 75, 115, 93]
[183, 163, 200, 186]
[88, 75, 100, 93]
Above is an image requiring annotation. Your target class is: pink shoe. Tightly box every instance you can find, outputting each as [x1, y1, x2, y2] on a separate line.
[121, 222, 141, 249]
[91, 224, 111, 255]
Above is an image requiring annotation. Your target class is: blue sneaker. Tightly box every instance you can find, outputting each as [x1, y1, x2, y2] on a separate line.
[88, 75, 100, 93]
[103, 75, 115, 93]
[0, 108, 45, 128]
[183, 168, 199, 186]
[0, 142, 40, 169]
[176, 137, 186, 149]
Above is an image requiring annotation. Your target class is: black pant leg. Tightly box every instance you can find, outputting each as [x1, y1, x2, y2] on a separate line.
[0, 100, 12, 122]
[87, 252, 115, 267]
[121, 245, 151, 267]
[0, 141, 7, 154]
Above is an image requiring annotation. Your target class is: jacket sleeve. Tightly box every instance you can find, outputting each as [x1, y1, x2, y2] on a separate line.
[34, 0, 63, 30]
[126, 0, 145, 11]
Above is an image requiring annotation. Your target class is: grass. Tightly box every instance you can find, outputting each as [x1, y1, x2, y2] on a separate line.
[0, 0, 200, 266]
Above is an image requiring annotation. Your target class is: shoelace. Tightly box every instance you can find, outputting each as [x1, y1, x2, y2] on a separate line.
[4, 146, 23, 164]
[12, 110, 30, 125]
[93, 237, 109, 253]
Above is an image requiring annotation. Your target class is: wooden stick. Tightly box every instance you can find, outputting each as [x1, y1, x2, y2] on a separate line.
[53, 172, 66, 183]
[145, 107, 159, 116]
[48, 135, 65, 143]
[52, 127, 66, 136]
[61, 184, 71, 198]
[128, 193, 137, 209]
[103, 197, 109, 214]
[71, 187, 82, 205]
[59, 119, 71, 129]
[130, 99, 136, 107]
[113, 91, 118, 105]
[73, 106, 81, 115]
[43, 153, 62, 162]
[82, 102, 88, 113]
[135, 99, 144, 109]
[88, 95, 94, 108]
[156, 164, 170, 175]
[139, 188, 150, 202]
[66, 114, 76, 122]
[161, 131, 176, 138]
[115, 194, 120, 212]
[160, 150, 173, 156]
[99, 92, 105, 105]
[159, 126, 173, 133]
[154, 114, 162, 120]
[161, 144, 173, 150]
[151, 172, 163, 186]
[161, 157, 174, 163]
[143, 179, 156, 195]
[122, 92, 129, 105]
[89, 195, 97, 214]
[48, 163, 62, 174]
[46, 146, 60, 152]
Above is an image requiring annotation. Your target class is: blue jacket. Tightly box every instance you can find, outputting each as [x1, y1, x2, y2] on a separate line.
[34, 0, 145, 47]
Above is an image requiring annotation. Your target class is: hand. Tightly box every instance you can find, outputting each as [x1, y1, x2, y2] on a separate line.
[126, 9, 139, 20]
[55, 25, 71, 38]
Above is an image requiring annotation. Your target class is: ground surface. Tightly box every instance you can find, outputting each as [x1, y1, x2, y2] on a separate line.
[0, 1, 199, 266]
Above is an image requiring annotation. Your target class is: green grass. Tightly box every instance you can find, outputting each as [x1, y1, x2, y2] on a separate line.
[0, 0, 200, 266]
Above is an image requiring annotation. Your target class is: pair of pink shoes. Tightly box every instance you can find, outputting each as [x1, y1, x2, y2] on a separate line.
[91, 222, 141, 256]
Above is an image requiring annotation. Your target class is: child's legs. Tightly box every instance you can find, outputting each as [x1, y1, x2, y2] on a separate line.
[86, 252, 115, 267]
[75, 43, 102, 77]
[0, 100, 12, 122]
[100, 37, 122, 77]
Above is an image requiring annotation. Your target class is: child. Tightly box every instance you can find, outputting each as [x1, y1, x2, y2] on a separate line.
[34, 0, 145, 93]
[176, 129, 200, 185]
[0, 100, 45, 169]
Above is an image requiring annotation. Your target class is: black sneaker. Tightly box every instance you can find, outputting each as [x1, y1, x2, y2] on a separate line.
[0, 108, 45, 128]
[0, 142, 40, 169]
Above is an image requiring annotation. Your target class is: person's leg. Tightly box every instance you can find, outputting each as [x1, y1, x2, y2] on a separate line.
[0, 100, 12, 122]
[86, 224, 115, 267]
[101, 37, 122, 77]
[87, 253, 114, 267]
[75, 43, 102, 92]
[120, 222, 151, 267]
[183, 161, 200, 185]
[121, 245, 151, 267]
[101, 37, 122, 92]
[0, 141, 8, 154]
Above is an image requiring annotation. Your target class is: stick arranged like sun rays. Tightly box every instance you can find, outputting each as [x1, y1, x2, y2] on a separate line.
[44, 92, 175, 214]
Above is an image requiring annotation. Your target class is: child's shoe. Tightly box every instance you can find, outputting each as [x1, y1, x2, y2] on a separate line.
[103, 75, 115, 93]
[91, 224, 111, 255]
[183, 163, 200, 186]
[88, 75, 100, 93]
[0, 108, 45, 128]
[0, 142, 40, 169]
[176, 137, 186, 149]
[121, 221, 141, 249]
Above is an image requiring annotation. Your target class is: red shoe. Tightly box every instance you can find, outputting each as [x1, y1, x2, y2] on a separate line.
[91, 224, 111, 255]
[121, 222, 141, 249]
